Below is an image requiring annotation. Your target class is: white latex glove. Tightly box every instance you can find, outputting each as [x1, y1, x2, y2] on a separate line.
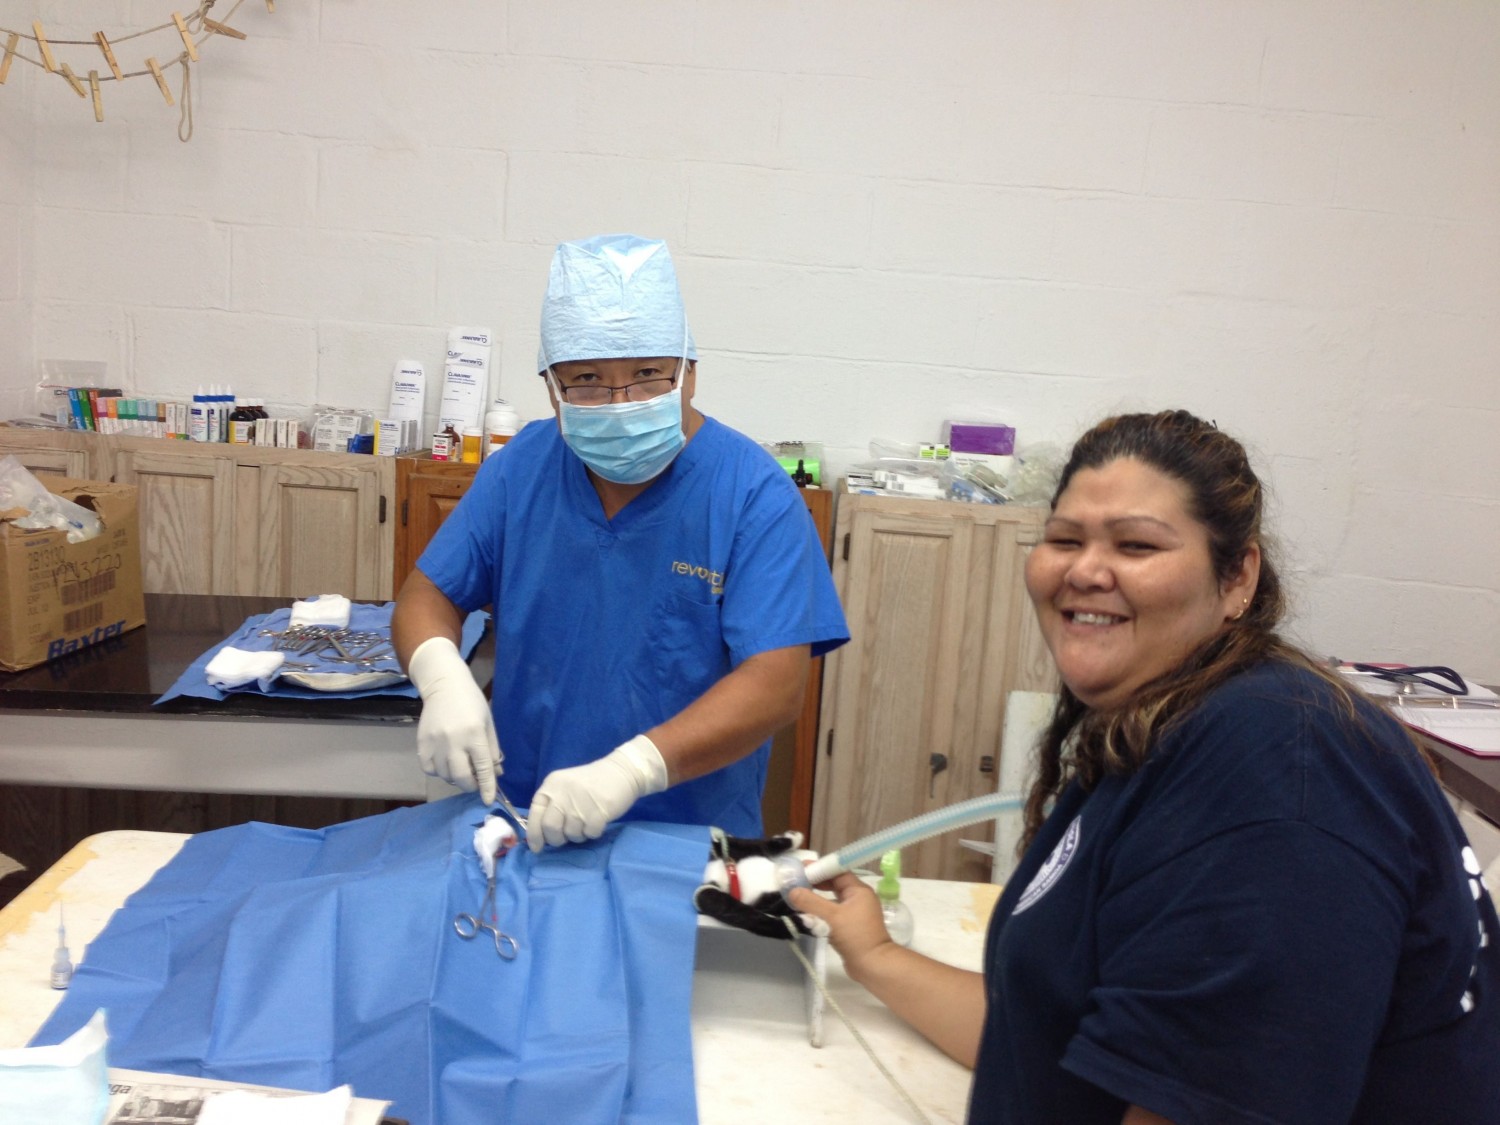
[528, 734, 669, 853]
[408, 636, 501, 804]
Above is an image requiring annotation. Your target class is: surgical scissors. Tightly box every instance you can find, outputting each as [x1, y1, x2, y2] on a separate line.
[493, 786, 528, 839]
[453, 875, 519, 959]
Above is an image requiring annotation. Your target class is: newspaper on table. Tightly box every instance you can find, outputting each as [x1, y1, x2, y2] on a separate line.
[106, 1067, 390, 1125]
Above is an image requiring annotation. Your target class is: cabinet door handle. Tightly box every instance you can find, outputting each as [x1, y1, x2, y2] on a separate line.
[928, 752, 948, 797]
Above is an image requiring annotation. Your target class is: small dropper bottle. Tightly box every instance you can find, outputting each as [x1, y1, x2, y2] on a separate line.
[877, 849, 915, 947]
[51, 902, 74, 989]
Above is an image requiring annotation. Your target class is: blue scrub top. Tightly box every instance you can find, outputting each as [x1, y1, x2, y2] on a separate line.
[417, 415, 849, 836]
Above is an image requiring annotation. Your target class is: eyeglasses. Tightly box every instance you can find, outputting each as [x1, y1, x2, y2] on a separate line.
[553, 373, 678, 407]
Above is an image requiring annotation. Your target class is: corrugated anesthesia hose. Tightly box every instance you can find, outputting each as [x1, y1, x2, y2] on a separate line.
[775, 791, 1025, 895]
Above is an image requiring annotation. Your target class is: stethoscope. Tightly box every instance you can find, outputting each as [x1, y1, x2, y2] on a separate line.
[1350, 663, 1469, 697]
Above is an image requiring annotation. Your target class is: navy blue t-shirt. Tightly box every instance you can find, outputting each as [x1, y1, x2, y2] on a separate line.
[971, 662, 1500, 1124]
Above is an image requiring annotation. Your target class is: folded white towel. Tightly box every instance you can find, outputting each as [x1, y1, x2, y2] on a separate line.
[198, 1084, 353, 1125]
[289, 594, 352, 629]
[205, 646, 285, 691]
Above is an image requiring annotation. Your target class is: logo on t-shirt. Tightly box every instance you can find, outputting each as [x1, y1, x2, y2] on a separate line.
[1461, 844, 1490, 1015]
[672, 560, 725, 596]
[1013, 814, 1081, 915]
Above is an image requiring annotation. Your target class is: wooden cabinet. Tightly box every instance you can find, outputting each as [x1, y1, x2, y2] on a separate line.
[0, 429, 395, 600]
[0, 427, 93, 477]
[393, 455, 480, 595]
[256, 459, 388, 599]
[810, 491, 1056, 881]
[110, 444, 239, 594]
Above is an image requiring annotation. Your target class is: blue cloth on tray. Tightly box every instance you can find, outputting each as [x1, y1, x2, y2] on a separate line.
[33, 796, 708, 1124]
[153, 603, 487, 704]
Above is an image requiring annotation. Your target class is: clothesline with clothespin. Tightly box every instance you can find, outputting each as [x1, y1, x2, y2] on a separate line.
[0, 0, 272, 139]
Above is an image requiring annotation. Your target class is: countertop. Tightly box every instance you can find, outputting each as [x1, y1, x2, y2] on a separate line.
[0, 592, 492, 722]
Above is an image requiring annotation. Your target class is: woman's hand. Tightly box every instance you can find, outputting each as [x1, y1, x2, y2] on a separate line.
[792, 871, 988, 1067]
[788, 872, 895, 983]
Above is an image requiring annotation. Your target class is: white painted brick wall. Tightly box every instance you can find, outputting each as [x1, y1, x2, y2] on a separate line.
[33, 302, 128, 382]
[2, 0, 1496, 679]
[33, 208, 230, 308]
[1144, 106, 1344, 206]
[955, 94, 1153, 193]
[0, 205, 18, 303]
[318, 146, 506, 241]
[320, 0, 508, 54]
[131, 308, 317, 403]
[504, 151, 690, 247]
[869, 183, 1056, 279]
[686, 166, 872, 268]
[127, 128, 315, 228]
[230, 227, 436, 324]
[2, 58, 35, 399]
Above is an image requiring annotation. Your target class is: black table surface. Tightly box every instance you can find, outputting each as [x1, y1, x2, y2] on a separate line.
[1420, 731, 1500, 827]
[0, 592, 492, 722]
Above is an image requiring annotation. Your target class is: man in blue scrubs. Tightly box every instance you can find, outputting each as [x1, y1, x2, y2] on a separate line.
[393, 234, 849, 851]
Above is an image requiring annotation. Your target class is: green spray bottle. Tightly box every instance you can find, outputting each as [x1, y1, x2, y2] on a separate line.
[877, 849, 915, 947]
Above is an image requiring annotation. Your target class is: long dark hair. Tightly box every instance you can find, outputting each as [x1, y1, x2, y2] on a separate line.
[1019, 410, 1354, 851]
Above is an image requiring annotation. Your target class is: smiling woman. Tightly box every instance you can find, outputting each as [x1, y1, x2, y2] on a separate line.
[792, 409, 1500, 1125]
[984, 410, 1500, 1123]
[1025, 457, 1259, 712]
[1022, 410, 1281, 820]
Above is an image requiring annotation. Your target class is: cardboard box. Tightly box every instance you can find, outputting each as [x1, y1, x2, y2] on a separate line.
[950, 451, 1014, 481]
[0, 477, 146, 672]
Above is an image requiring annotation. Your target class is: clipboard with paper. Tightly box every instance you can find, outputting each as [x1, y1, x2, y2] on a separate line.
[1336, 663, 1500, 757]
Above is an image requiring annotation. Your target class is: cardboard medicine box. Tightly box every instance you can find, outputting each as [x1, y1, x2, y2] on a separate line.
[941, 420, 1016, 456]
[0, 477, 146, 672]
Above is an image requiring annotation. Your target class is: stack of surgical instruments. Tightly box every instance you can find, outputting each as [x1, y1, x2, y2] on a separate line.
[256, 625, 397, 668]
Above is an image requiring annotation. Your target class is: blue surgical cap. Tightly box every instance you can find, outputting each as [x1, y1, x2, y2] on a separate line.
[537, 234, 698, 373]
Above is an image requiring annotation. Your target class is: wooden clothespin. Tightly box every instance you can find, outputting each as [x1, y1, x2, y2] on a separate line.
[203, 18, 247, 41]
[146, 57, 176, 106]
[59, 62, 87, 98]
[94, 32, 124, 81]
[0, 32, 20, 85]
[33, 20, 58, 72]
[89, 69, 104, 122]
[171, 12, 199, 62]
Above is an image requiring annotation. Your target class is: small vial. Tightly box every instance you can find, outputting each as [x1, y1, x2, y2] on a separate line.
[51, 903, 74, 989]
[228, 399, 256, 445]
[460, 425, 484, 464]
[432, 425, 459, 461]
[877, 850, 914, 947]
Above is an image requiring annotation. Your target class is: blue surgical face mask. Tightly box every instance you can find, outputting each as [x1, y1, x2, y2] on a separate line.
[554, 378, 686, 485]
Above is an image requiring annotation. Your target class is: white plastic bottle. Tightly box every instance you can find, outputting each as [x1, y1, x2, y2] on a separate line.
[205, 384, 224, 442]
[189, 387, 210, 443]
[483, 397, 522, 458]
